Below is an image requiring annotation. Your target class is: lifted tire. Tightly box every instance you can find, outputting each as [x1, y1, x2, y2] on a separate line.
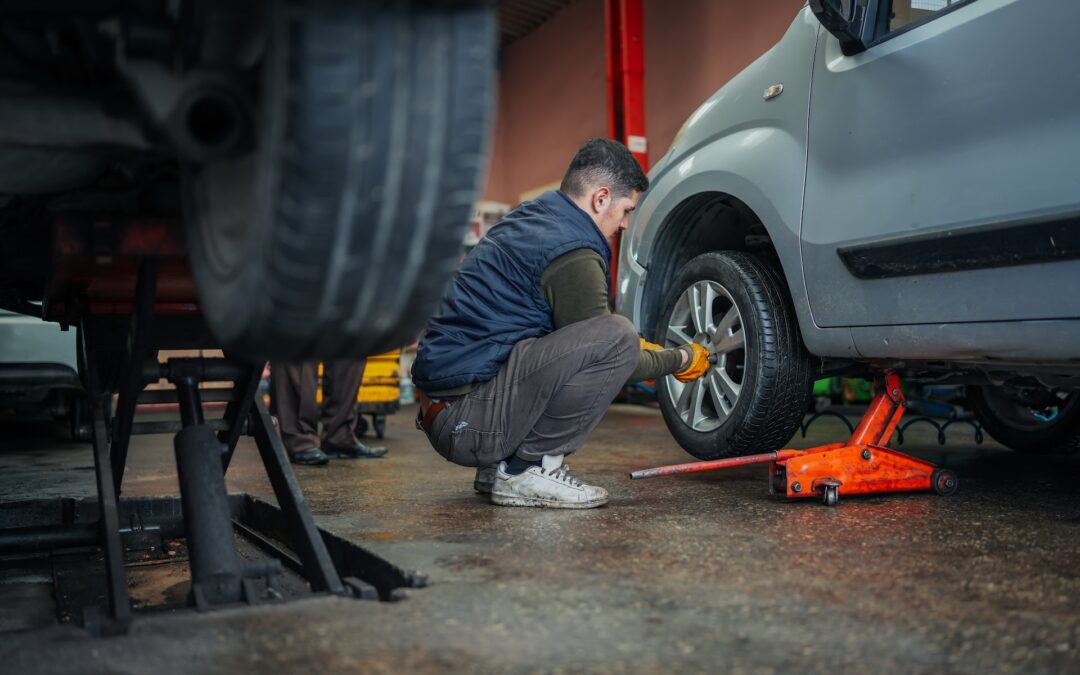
[185, 0, 495, 360]
[654, 251, 813, 460]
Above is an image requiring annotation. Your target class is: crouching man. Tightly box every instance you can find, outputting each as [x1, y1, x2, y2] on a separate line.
[412, 139, 710, 509]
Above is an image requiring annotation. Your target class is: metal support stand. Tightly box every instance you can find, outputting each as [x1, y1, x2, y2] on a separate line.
[77, 316, 132, 632]
[110, 257, 159, 498]
[219, 360, 262, 471]
[171, 376, 269, 609]
[175, 423, 245, 606]
[5, 278, 369, 632]
[798, 406, 984, 447]
[248, 396, 345, 595]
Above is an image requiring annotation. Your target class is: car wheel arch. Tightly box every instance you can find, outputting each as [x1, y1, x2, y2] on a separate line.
[640, 191, 794, 344]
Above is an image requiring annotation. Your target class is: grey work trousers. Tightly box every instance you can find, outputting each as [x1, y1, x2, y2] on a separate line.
[423, 314, 639, 467]
[272, 360, 366, 456]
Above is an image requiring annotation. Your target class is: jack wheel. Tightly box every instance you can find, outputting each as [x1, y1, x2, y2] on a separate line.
[822, 485, 839, 507]
[931, 468, 958, 496]
[372, 415, 386, 439]
[355, 415, 369, 438]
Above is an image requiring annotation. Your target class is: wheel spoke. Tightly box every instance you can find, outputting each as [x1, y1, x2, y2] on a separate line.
[690, 284, 708, 335]
[712, 369, 741, 407]
[707, 371, 732, 416]
[667, 324, 694, 347]
[702, 283, 719, 334]
[690, 379, 709, 428]
[713, 328, 744, 355]
[674, 380, 693, 420]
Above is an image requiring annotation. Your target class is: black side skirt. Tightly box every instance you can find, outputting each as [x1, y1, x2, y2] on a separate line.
[837, 214, 1080, 280]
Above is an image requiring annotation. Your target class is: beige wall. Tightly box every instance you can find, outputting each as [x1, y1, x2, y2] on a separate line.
[482, 0, 805, 205]
[643, 0, 806, 166]
[483, 0, 607, 204]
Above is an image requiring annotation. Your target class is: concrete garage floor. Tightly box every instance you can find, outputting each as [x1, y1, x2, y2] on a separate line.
[1, 403, 1079, 674]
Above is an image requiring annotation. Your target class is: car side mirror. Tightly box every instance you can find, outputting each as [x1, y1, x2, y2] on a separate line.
[809, 0, 879, 55]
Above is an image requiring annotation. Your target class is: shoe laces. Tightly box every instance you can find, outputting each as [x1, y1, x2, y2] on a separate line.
[544, 463, 581, 487]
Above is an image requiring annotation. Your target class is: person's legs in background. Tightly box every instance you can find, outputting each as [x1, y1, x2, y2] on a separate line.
[321, 360, 387, 459]
[271, 362, 329, 466]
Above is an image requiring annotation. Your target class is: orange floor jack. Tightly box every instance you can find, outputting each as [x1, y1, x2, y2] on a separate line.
[629, 373, 958, 506]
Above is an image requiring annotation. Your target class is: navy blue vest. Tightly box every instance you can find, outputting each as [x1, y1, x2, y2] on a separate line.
[412, 190, 611, 391]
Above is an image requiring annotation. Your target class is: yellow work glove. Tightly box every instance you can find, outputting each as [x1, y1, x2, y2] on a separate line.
[639, 337, 664, 351]
[674, 343, 711, 382]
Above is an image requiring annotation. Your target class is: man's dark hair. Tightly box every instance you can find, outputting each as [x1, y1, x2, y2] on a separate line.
[560, 138, 649, 199]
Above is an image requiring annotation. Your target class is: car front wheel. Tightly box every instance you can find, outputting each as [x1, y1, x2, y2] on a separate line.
[655, 251, 813, 460]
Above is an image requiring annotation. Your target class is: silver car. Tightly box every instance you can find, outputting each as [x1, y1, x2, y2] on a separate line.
[0, 309, 88, 439]
[617, 0, 1080, 458]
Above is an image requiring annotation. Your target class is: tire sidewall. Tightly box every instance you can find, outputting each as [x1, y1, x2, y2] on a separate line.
[182, 2, 495, 360]
[183, 5, 285, 347]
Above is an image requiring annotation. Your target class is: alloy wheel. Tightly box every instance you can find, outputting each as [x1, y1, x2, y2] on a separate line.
[664, 280, 746, 432]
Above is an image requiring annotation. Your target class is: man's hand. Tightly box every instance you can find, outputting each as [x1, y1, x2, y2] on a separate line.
[641, 337, 701, 372]
[674, 343, 711, 382]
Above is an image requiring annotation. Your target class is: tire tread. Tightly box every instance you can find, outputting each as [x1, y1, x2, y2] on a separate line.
[189, 0, 495, 360]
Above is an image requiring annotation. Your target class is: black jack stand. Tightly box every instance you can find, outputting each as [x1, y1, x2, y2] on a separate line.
[0, 257, 415, 635]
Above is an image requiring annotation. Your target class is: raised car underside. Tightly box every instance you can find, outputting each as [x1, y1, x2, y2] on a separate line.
[0, 0, 495, 363]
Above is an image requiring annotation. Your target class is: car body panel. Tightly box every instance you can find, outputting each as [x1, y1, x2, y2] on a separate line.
[619, 0, 1080, 370]
[616, 9, 864, 355]
[0, 310, 77, 371]
[0, 309, 80, 408]
[801, 0, 1080, 327]
[851, 319, 1080, 364]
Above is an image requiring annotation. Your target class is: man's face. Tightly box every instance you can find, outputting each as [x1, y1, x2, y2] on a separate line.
[589, 187, 641, 239]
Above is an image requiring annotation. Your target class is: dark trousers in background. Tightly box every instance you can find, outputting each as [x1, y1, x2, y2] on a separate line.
[272, 360, 366, 456]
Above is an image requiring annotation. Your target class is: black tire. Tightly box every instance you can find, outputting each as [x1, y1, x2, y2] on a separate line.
[822, 485, 839, 507]
[968, 385, 1080, 454]
[185, 0, 495, 360]
[655, 252, 814, 460]
[355, 414, 369, 438]
[931, 468, 958, 496]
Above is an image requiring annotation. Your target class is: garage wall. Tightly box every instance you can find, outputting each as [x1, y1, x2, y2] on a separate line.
[481, 0, 806, 205]
[483, 0, 608, 205]
[643, 0, 806, 169]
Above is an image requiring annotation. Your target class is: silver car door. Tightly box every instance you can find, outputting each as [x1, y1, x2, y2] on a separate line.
[801, 0, 1080, 328]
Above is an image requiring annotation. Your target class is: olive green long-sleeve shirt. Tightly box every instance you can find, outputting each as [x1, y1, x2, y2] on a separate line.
[540, 248, 689, 383]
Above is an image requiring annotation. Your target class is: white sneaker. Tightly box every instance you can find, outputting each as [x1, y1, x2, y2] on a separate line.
[491, 454, 608, 509]
[473, 463, 498, 493]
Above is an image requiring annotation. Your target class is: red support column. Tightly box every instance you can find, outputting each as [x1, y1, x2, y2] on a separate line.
[605, 0, 647, 298]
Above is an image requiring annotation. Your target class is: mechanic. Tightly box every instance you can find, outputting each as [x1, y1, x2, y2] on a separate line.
[272, 361, 388, 465]
[412, 138, 710, 508]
